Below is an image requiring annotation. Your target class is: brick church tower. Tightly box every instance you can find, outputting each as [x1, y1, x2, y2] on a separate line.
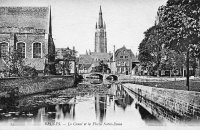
[95, 6, 107, 53]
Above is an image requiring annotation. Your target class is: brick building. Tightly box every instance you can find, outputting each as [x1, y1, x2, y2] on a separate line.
[115, 46, 139, 74]
[0, 6, 55, 73]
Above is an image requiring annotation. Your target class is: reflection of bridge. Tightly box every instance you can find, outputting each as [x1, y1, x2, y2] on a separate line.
[82, 73, 118, 81]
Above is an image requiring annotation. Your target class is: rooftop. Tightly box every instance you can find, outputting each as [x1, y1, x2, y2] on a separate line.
[0, 6, 49, 33]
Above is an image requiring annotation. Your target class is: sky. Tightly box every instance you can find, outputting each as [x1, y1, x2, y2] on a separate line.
[0, 0, 167, 56]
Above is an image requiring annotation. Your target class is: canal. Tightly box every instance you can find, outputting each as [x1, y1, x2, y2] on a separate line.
[0, 79, 199, 127]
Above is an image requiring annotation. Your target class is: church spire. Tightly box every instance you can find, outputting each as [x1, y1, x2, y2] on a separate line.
[98, 5, 103, 28]
[49, 6, 52, 35]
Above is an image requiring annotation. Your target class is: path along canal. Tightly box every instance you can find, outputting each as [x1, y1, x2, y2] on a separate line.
[0, 79, 199, 127]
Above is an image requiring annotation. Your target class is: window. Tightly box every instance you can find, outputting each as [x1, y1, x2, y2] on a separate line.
[120, 56, 123, 58]
[33, 43, 41, 58]
[121, 67, 124, 73]
[17, 42, 25, 58]
[0, 42, 8, 58]
[117, 67, 120, 72]
[125, 56, 128, 58]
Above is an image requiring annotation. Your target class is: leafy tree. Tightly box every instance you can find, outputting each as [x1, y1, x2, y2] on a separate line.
[55, 47, 77, 75]
[157, 0, 200, 88]
[4, 48, 24, 76]
[160, 49, 185, 76]
[3, 48, 38, 77]
[91, 60, 110, 73]
[44, 53, 56, 75]
[138, 25, 167, 76]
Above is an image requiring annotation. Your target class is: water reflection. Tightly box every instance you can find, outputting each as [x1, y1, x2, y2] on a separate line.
[0, 82, 192, 126]
[115, 84, 133, 111]
[89, 79, 103, 84]
[135, 103, 160, 125]
[95, 95, 107, 123]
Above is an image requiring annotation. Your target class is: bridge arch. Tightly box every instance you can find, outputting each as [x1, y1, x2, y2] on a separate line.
[87, 73, 103, 79]
[106, 74, 118, 81]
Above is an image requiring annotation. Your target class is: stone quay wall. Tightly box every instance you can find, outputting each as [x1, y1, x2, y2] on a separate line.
[123, 83, 200, 120]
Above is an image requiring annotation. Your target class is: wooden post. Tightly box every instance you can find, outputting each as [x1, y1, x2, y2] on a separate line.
[186, 49, 190, 90]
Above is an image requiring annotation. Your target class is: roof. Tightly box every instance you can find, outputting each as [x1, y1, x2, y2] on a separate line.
[0, 7, 49, 33]
[79, 64, 91, 70]
[115, 46, 135, 58]
[90, 52, 112, 60]
[78, 52, 113, 65]
[79, 55, 94, 64]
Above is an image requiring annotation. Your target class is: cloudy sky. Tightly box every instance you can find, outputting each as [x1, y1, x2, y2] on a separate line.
[0, 0, 167, 55]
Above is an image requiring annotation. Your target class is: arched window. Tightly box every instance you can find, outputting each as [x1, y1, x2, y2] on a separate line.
[33, 43, 41, 58]
[0, 42, 9, 58]
[17, 42, 25, 58]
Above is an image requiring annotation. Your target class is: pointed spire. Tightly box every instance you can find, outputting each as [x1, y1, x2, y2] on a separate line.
[104, 22, 106, 29]
[98, 5, 103, 28]
[100, 5, 102, 13]
[49, 6, 52, 35]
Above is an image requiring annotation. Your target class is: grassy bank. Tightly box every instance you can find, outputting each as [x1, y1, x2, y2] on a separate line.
[124, 79, 200, 92]
[0, 76, 75, 97]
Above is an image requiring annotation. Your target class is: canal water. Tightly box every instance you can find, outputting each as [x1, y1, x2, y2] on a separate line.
[0, 80, 199, 127]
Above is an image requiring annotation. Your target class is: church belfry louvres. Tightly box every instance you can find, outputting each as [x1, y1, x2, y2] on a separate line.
[95, 6, 107, 53]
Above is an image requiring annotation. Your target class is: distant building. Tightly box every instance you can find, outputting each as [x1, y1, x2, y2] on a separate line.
[55, 47, 76, 74]
[56, 47, 76, 59]
[95, 6, 107, 53]
[78, 52, 112, 73]
[0, 6, 55, 73]
[115, 46, 139, 74]
[78, 6, 112, 73]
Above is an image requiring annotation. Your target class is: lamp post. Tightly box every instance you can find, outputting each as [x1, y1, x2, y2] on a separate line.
[186, 48, 189, 90]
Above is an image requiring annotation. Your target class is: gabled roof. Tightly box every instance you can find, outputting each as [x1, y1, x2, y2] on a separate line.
[79, 64, 91, 70]
[115, 46, 135, 58]
[90, 52, 112, 60]
[0, 7, 49, 33]
[115, 46, 135, 57]
[79, 54, 94, 64]
[115, 46, 139, 62]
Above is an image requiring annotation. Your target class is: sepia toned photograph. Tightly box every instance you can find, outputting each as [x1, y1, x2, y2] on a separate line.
[0, 0, 200, 129]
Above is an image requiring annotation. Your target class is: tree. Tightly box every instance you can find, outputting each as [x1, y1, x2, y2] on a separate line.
[4, 48, 24, 76]
[138, 25, 167, 76]
[44, 53, 57, 75]
[54, 47, 77, 75]
[158, 0, 200, 89]
[160, 49, 185, 77]
[91, 60, 110, 73]
[3, 47, 38, 77]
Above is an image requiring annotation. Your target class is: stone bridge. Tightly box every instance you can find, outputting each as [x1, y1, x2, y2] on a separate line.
[82, 73, 118, 81]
